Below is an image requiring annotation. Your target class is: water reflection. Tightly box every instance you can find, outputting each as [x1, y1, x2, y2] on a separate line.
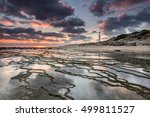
[68, 77, 98, 100]
[0, 66, 27, 99]
[0, 49, 149, 99]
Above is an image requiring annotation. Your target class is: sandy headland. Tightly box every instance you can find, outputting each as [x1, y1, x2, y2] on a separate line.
[58, 30, 150, 53]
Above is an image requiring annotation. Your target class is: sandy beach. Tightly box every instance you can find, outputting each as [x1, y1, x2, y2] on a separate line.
[59, 45, 150, 53]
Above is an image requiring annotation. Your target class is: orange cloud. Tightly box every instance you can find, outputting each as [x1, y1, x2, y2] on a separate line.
[109, 1, 130, 11]
[0, 38, 64, 46]
[0, 19, 15, 26]
[31, 21, 51, 29]
[109, 0, 149, 12]
[0, 39, 35, 44]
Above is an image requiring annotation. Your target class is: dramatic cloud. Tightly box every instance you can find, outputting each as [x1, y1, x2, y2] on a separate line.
[1, 0, 149, 46]
[0, 27, 64, 40]
[42, 32, 64, 38]
[62, 27, 86, 34]
[0, 18, 16, 26]
[0, 0, 74, 21]
[68, 34, 91, 40]
[0, 0, 89, 46]
[30, 21, 51, 29]
[52, 17, 85, 27]
[99, 7, 150, 35]
[91, 31, 97, 34]
[0, 15, 22, 27]
[90, 0, 149, 16]
[90, 0, 109, 16]
[109, 0, 149, 11]
[52, 17, 86, 34]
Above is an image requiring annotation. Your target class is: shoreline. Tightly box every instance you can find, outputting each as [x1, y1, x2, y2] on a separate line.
[58, 45, 150, 53]
[0, 45, 149, 54]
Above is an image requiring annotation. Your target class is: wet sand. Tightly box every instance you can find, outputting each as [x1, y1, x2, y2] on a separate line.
[59, 45, 150, 53]
[0, 49, 150, 100]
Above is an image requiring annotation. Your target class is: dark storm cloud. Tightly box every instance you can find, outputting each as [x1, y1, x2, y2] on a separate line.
[0, 16, 17, 24]
[91, 31, 97, 34]
[135, 7, 150, 22]
[1, 0, 74, 21]
[0, 0, 26, 18]
[52, 17, 86, 34]
[90, 0, 109, 16]
[0, 24, 5, 27]
[52, 17, 85, 27]
[62, 27, 86, 34]
[0, 0, 5, 6]
[68, 34, 91, 40]
[0, 27, 35, 34]
[90, 0, 149, 16]
[41, 32, 64, 38]
[99, 7, 150, 35]
[0, 27, 64, 40]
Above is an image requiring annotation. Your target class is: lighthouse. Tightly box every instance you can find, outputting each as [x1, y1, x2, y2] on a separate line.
[98, 32, 101, 44]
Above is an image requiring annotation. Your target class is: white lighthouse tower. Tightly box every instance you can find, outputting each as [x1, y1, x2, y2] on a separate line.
[98, 32, 101, 44]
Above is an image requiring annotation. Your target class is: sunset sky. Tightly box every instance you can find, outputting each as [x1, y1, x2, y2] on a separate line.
[0, 0, 150, 47]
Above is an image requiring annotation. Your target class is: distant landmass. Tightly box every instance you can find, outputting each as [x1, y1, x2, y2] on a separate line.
[81, 29, 150, 46]
[0, 47, 53, 50]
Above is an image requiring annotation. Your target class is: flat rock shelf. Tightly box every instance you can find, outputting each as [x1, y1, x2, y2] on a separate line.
[0, 49, 150, 100]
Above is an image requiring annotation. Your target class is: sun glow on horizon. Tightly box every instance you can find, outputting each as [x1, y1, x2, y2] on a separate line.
[33, 45, 47, 48]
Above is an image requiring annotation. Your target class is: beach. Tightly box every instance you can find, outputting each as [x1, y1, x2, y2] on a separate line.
[0, 48, 150, 100]
[58, 45, 150, 53]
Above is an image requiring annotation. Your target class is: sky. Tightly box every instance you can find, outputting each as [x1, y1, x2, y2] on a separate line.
[0, 0, 150, 47]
